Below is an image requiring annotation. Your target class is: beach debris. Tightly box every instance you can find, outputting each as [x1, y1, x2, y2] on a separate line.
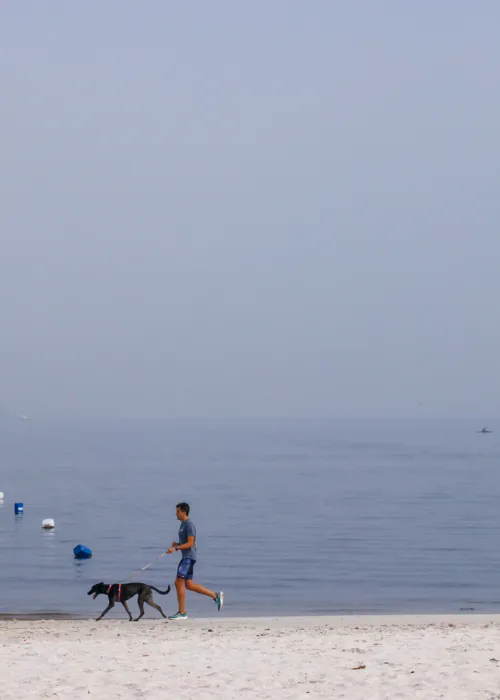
[73, 544, 92, 559]
[14, 502, 24, 515]
[352, 664, 366, 670]
[42, 519, 55, 529]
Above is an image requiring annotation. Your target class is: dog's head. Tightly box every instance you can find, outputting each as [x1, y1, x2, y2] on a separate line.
[87, 582, 106, 599]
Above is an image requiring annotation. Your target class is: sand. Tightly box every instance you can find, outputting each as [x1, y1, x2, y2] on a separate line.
[1, 614, 500, 699]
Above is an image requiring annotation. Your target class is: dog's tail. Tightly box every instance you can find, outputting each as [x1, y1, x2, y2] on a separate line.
[150, 585, 171, 595]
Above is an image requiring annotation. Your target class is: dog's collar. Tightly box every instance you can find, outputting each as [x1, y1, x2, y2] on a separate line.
[107, 583, 122, 602]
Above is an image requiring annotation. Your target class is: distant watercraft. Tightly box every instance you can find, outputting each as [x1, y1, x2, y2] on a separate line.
[0, 410, 31, 421]
[477, 427, 492, 434]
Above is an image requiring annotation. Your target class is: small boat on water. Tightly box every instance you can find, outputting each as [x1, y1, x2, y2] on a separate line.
[477, 427, 492, 434]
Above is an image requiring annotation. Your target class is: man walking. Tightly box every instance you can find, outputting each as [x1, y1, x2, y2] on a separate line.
[166, 502, 224, 620]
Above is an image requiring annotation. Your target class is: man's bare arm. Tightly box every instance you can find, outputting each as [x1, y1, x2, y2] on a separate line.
[166, 536, 195, 555]
[175, 536, 195, 551]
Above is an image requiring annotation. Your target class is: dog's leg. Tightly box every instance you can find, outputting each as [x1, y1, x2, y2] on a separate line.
[96, 600, 115, 621]
[145, 596, 167, 619]
[134, 598, 145, 622]
[121, 600, 133, 621]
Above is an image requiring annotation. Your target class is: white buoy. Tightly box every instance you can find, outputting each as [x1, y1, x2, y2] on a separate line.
[42, 518, 55, 529]
[0, 492, 4, 499]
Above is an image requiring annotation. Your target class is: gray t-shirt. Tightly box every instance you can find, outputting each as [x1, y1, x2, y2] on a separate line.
[178, 519, 197, 561]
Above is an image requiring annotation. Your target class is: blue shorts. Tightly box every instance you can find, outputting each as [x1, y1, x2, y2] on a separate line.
[177, 558, 196, 580]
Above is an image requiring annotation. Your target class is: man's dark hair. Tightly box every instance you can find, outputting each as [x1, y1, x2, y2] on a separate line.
[176, 502, 190, 516]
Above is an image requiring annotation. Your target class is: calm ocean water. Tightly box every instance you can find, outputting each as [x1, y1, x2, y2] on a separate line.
[1, 417, 499, 618]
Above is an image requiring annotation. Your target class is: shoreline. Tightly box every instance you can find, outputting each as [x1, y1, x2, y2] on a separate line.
[0, 612, 83, 620]
[2, 611, 500, 625]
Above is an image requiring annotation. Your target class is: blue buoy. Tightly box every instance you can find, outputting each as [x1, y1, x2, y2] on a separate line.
[73, 544, 92, 559]
[14, 502, 24, 515]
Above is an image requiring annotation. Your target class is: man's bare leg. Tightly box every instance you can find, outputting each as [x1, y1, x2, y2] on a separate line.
[175, 577, 187, 614]
[185, 579, 217, 600]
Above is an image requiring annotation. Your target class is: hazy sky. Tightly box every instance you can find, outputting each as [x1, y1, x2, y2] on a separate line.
[1, 2, 499, 420]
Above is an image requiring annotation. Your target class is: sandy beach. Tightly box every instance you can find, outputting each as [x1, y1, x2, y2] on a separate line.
[1, 614, 500, 699]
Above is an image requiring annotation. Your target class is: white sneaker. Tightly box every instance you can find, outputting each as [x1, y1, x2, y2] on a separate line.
[168, 612, 188, 620]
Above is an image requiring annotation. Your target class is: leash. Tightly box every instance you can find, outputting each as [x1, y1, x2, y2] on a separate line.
[120, 552, 167, 583]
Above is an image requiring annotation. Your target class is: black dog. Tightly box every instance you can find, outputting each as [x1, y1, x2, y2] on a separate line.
[88, 582, 171, 621]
